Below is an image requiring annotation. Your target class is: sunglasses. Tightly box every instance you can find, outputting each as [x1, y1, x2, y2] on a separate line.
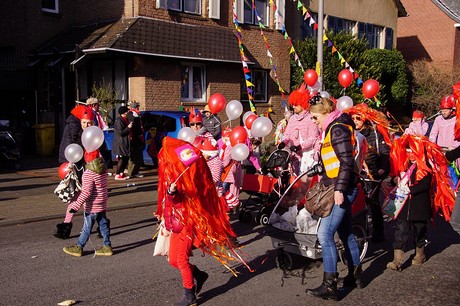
[189, 122, 202, 127]
[351, 115, 362, 121]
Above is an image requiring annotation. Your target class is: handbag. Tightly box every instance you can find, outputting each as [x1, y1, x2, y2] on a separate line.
[153, 221, 171, 256]
[382, 163, 416, 220]
[304, 181, 335, 218]
[54, 169, 82, 203]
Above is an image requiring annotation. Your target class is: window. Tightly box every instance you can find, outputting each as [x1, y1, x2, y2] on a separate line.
[301, 13, 318, 39]
[0, 47, 15, 71]
[385, 28, 393, 50]
[241, 69, 268, 102]
[237, 0, 268, 26]
[42, 0, 59, 14]
[209, 0, 220, 19]
[358, 22, 383, 49]
[328, 16, 356, 35]
[181, 64, 206, 102]
[157, 0, 201, 15]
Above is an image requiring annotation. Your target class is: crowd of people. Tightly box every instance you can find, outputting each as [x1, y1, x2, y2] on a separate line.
[54, 81, 460, 304]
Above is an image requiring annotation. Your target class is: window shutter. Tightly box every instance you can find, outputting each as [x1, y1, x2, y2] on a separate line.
[156, 0, 166, 9]
[235, 0, 244, 23]
[275, 0, 285, 30]
[385, 28, 393, 50]
[209, 0, 220, 19]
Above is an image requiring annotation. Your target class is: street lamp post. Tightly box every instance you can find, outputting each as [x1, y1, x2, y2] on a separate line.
[317, 0, 324, 90]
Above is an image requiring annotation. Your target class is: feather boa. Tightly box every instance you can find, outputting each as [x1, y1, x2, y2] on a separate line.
[346, 103, 392, 145]
[390, 134, 455, 221]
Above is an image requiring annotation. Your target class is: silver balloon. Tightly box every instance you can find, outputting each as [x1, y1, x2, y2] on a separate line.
[310, 80, 322, 92]
[64, 143, 84, 163]
[319, 91, 330, 99]
[231, 143, 249, 161]
[225, 100, 243, 120]
[251, 117, 273, 138]
[177, 127, 196, 143]
[81, 126, 104, 152]
[242, 111, 255, 124]
[337, 96, 354, 112]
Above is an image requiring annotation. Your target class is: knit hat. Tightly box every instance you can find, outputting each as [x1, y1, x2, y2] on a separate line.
[118, 106, 129, 115]
[412, 110, 424, 119]
[197, 139, 219, 157]
[189, 108, 203, 123]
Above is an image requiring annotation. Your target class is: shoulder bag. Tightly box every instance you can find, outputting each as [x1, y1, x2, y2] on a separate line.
[305, 181, 335, 218]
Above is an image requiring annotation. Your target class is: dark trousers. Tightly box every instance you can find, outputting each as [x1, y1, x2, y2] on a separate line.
[128, 144, 144, 176]
[367, 183, 385, 236]
[393, 219, 428, 250]
[116, 156, 129, 175]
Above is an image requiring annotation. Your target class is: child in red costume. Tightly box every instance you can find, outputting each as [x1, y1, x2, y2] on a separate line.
[156, 137, 247, 306]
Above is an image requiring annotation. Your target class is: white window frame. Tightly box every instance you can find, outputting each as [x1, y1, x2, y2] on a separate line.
[42, 0, 59, 14]
[209, 0, 220, 19]
[236, 0, 269, 26]
[275, 0, 285, 30]
[181, 63, 206, 103]
[156, 0, 201, 15]
[241, 69, 268, 103]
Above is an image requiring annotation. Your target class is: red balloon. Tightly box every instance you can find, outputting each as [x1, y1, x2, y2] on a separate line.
[207, 93, 226, 114]
[230, 126, 248, 147]
[338, 69, 353, 88]
[245, 114, 258, 129]
[58, 162, 70, 179]
[362, 79, 380, 99]
[303, 69, 318, 87]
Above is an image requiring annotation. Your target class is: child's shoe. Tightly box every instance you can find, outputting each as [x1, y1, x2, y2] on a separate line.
[114, 174, 128, 181]
[63, 245, 83, 257]
[95, 245, 113, 256]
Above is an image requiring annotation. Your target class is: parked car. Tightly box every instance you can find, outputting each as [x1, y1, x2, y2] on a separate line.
[104, 110, 189, 166]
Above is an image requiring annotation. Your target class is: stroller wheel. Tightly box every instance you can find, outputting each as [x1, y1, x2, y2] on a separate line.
[276, 249, 293, 271]
[339, 224, 369, 265]
[256, 212, 270, 226]
[238, 210, 252, 223]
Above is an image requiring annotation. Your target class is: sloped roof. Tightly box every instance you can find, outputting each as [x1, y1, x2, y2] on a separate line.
[36, 17, 241, 63]
[432, 0, 460, 23]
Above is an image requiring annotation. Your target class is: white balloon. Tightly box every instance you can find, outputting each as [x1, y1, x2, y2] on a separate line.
[225, 100, 243, 120]
[231, 143, 249, 161]
[319, 91, 330, 99]
[310, 80, 322, 92]
[81, 126, 104, 152]
[242, 111, 255, 124]
[178, 127, 196, 143]
[64, 143, 84, 163]
[251, 117, 273, 138]
[337, 96, 354, 112]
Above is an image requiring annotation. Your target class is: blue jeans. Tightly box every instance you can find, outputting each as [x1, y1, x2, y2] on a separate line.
[77, 212, 111, 248]
[317, 187, 361, 273]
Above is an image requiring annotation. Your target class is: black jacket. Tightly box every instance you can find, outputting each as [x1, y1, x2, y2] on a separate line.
[202, 114, 221, 139]
[126, 111, 145, 147]
[398, 164, 432, 221]
[59, 114, 83, 163]
[359, 125, 390, 179]
[112, 117, 131, 156]
[321, 113, 358, 192]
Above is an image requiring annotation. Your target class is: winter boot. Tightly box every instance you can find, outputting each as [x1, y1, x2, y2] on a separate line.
[306, 272, 338, 300]
[387, 249, 405, 271]
[54, 222, 72, 239]
[340, 265, 363, 289]
[411, 246, 426, 266]
[193, 267, 209, 294]
[174, 286, 197, 306]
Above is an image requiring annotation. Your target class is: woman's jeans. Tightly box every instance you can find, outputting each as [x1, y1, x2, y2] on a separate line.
[77, 211, 111, 248]
[317, 187, 361, 273]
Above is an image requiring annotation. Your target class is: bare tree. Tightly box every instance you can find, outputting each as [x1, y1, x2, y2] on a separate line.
[409, 60, 460, 119]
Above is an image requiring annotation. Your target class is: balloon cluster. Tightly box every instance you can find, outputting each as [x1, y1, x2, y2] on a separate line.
[177, 93, 274, 162]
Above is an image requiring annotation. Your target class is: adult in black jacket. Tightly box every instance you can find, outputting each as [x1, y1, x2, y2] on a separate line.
[126, 101, 145, 178]
[113, 106, 132, 180]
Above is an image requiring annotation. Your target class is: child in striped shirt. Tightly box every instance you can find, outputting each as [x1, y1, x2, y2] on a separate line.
[63, 150, 112, 257]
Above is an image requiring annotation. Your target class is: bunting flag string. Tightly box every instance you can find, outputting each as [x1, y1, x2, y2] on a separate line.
[251, 0, 286, 109]
[233, 1, 256, 113]
[295, 0, 365, 88]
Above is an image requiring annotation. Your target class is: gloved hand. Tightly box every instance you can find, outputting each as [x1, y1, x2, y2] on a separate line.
[290, 145, 301, 152]
[277, 142, 286, 150]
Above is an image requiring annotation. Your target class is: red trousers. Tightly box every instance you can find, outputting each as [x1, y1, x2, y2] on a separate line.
[169, 230, 194, 289]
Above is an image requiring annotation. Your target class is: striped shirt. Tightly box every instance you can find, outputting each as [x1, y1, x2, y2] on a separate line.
[69, 169, 108, 213]
[207, 155, 223, 185]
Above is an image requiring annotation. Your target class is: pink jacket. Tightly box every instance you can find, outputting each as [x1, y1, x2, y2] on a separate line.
[282, 111, 319, 152]
[404, 121, 429, 136]
[429, 116, 460, 149]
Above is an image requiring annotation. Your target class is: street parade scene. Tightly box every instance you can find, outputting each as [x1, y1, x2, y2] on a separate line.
[1, 1, 460, 306]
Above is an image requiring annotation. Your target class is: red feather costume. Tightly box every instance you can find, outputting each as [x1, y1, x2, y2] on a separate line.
[390, 134, 455, 221]
[452, 81, 460, 141]
[156, 137, 250, 275]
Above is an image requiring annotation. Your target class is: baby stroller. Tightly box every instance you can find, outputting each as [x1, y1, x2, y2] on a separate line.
[266, 171, 370, 271]
[239, 149, 292, 225]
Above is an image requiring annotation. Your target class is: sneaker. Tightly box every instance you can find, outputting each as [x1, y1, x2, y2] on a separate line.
[114, 174, 128, 181]
[95, 245, 113, 256]
[63, 245, 83, 257]
[132, 174, 144, 178]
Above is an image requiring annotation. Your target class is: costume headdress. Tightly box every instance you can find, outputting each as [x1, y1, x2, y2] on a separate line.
[288, 83, 311, 110]
[156, 137, 250, 273]
[189, 108, 203, 123]
[390, 134, 455, 221]
[452, 81, 460, 141]
[346, 103, 392, 145]
[71, 105, 93, 121]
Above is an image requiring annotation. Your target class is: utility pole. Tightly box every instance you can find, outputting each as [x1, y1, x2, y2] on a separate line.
[317, 0, 324, 90]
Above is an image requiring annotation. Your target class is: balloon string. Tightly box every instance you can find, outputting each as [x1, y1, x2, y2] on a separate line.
[173, 166, 190, 184]
[386, 111, 404, 133]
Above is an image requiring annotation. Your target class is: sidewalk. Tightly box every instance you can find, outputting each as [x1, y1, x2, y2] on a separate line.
[0, 154, 158, 228]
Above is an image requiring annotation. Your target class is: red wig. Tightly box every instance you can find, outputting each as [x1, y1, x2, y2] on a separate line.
[346, 103, 392, 145]
[390, 134, 455, 221]
[288, 83, 311, 110]
[156, 137, 250, 272]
